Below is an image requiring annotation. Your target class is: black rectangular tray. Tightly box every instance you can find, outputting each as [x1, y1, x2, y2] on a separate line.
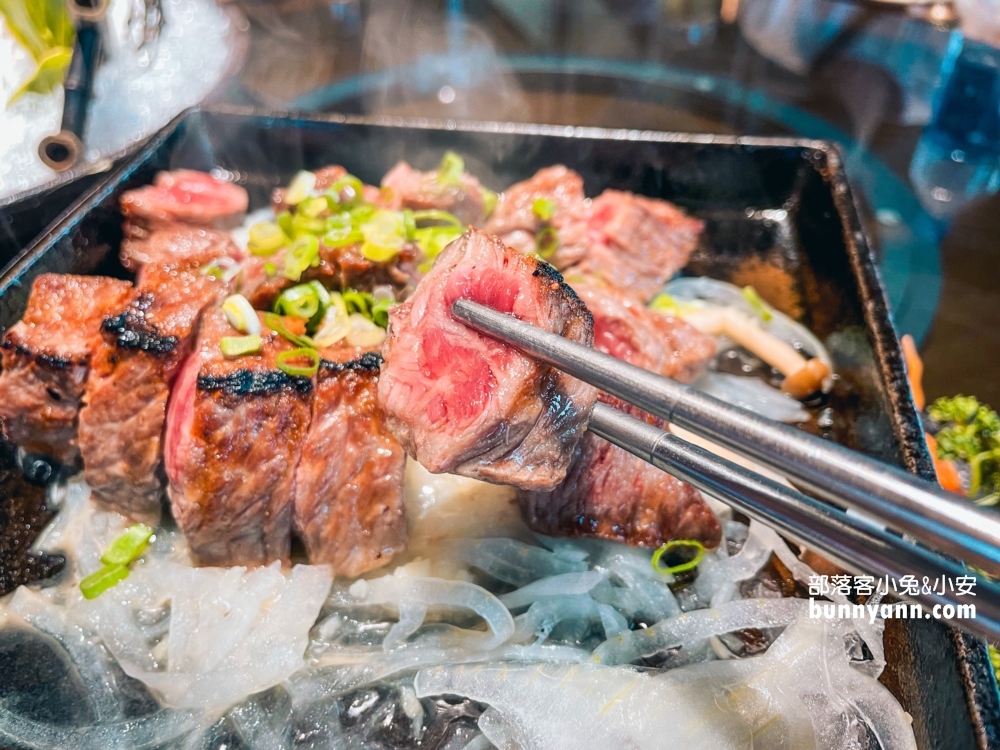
[1, 107, 998, 749]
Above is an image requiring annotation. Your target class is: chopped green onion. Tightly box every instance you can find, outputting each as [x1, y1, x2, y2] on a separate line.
[402, 209, 417, 240]
[307, 280, 331, 309]
[276, 347, 321, 377]
[100, 524, 154, 566]
[222, 294, 261, 335]
[264, 262, 277, 277]
[329, 175, 365, 206]
[284, 170, 317, 206]
[651, 539, 706, 576]
[414, 226, 463, 262]
[248, 222, 288, 257]
[274, 284, 320, 320]
[410, 209, 463, 228]
[378, 185, 395, 205]
[370, 299, 393, 329]
[649, 293, 681, 316]
[741, 286, 773, 322]
[264, 313, 315, 349]
[221, 334, 263, 358]
[290, 211, 327, 237]
[298, 196, 329, 219]
[360, 209, 406, 263]
[532, 197, 557, 222]
[80, 564, 129, 600]
[283, 235, 320, 282]
[349, 204, 376, 223]
[536, 226, 559, 259]
[342, 289, 372, 318]
[482, 188, 498, 218]
[437, 151, 464, 185]
[200, 257, 241, 282]
[276, 210, 294, 238]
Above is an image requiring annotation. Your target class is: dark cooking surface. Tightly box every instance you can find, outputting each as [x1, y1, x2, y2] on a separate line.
[0, 109, 997, 748]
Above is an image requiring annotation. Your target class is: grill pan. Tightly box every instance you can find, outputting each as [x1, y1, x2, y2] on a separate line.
[0, 106, 997, 749]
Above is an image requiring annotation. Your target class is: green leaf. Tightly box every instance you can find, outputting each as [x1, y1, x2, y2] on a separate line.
[8, 44, 72, 104]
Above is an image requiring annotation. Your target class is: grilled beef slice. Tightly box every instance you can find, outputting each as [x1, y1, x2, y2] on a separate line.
[78, 264, 225, 522]
[165, 310, 313, 566]
[483, 165, 592, 269]
[568, 190, 703, 302]
[382, 160, 488, 226]
[518, 281, 722, 549]
[121, 169, 248, 234]
[0, 275, 133, 465]
[120, 225, 243, 273]
[377, 228, 598, 491]
[294, 345, 406, 577]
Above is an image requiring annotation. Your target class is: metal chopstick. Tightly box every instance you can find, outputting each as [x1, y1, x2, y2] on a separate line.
[451, 298, 1000, 575]
[589, 402, 1000, 642]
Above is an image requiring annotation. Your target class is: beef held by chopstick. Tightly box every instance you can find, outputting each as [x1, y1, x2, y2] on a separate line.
[484, 166, 591, 268]
[166, 310, 313, 566]
[120, 225, 244, 273]
[567, 190, 703, 302]
[0, 274, 133, 465]
[78, 264, 226, 523]
[518, 280, 722, 549]
[121, 170, 249, 235]
[378, 228, 598, 491]
[294, 345, 406, 577]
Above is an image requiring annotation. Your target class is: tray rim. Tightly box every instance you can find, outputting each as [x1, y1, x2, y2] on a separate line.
[2, 104, 998, 747]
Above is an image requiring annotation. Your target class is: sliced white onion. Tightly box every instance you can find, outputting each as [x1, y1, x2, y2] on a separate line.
[312, 294, 351, 347]
[664, 277, 834, 392]
[345, 313, 387, 348]
[222, 294, 261, 335]
[284, 170, 317, 206]
[693, 372, 810, 423]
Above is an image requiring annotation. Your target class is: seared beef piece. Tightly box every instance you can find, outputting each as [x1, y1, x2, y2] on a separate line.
[165, 310, 313, 566]
[382, 161, 488, 226]
[518, 280, 721, 549]
[484, 166, 592, 268]
[120, 225, 243, 273]
[378, 228, 598, 491]
[272, 165, 387, 215]
[241, 241, 420, 309]
[518, 417, 722, 549]
[571, 279, 716, 387]
[78, 264, 225, 522]
[121, 169, 249, 233]
[0, 275, 133, 465]
[568, 190, 703, 302]
[294, 345, 406, 577]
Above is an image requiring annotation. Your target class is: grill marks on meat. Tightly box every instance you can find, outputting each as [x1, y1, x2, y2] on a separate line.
[78, 264, 225, 522]
[166, 310, 313, 566]
[484, 166, 591, 268]
[518, 280, 721, 549]
[121, 169, 249, 233]
[571, 190, 703, 302]
[382, 161, 488, 226]
[0, 275, 133, 465]
[120, 225, 243, 273]
[378, 228, 598, 490]
[294, 347, 406, 577]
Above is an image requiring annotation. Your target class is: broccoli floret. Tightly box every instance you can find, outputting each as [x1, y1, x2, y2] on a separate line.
[930, 396, 1000, 502]
[929, 395, 982, 426]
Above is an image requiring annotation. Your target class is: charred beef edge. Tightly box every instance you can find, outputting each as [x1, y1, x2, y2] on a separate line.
[319, 351, 383, 375]
[530, 260, 592, 326]
[197, 370, 313, 396]
[0, 340, 78, 370]
[102, 293, 179, 355]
